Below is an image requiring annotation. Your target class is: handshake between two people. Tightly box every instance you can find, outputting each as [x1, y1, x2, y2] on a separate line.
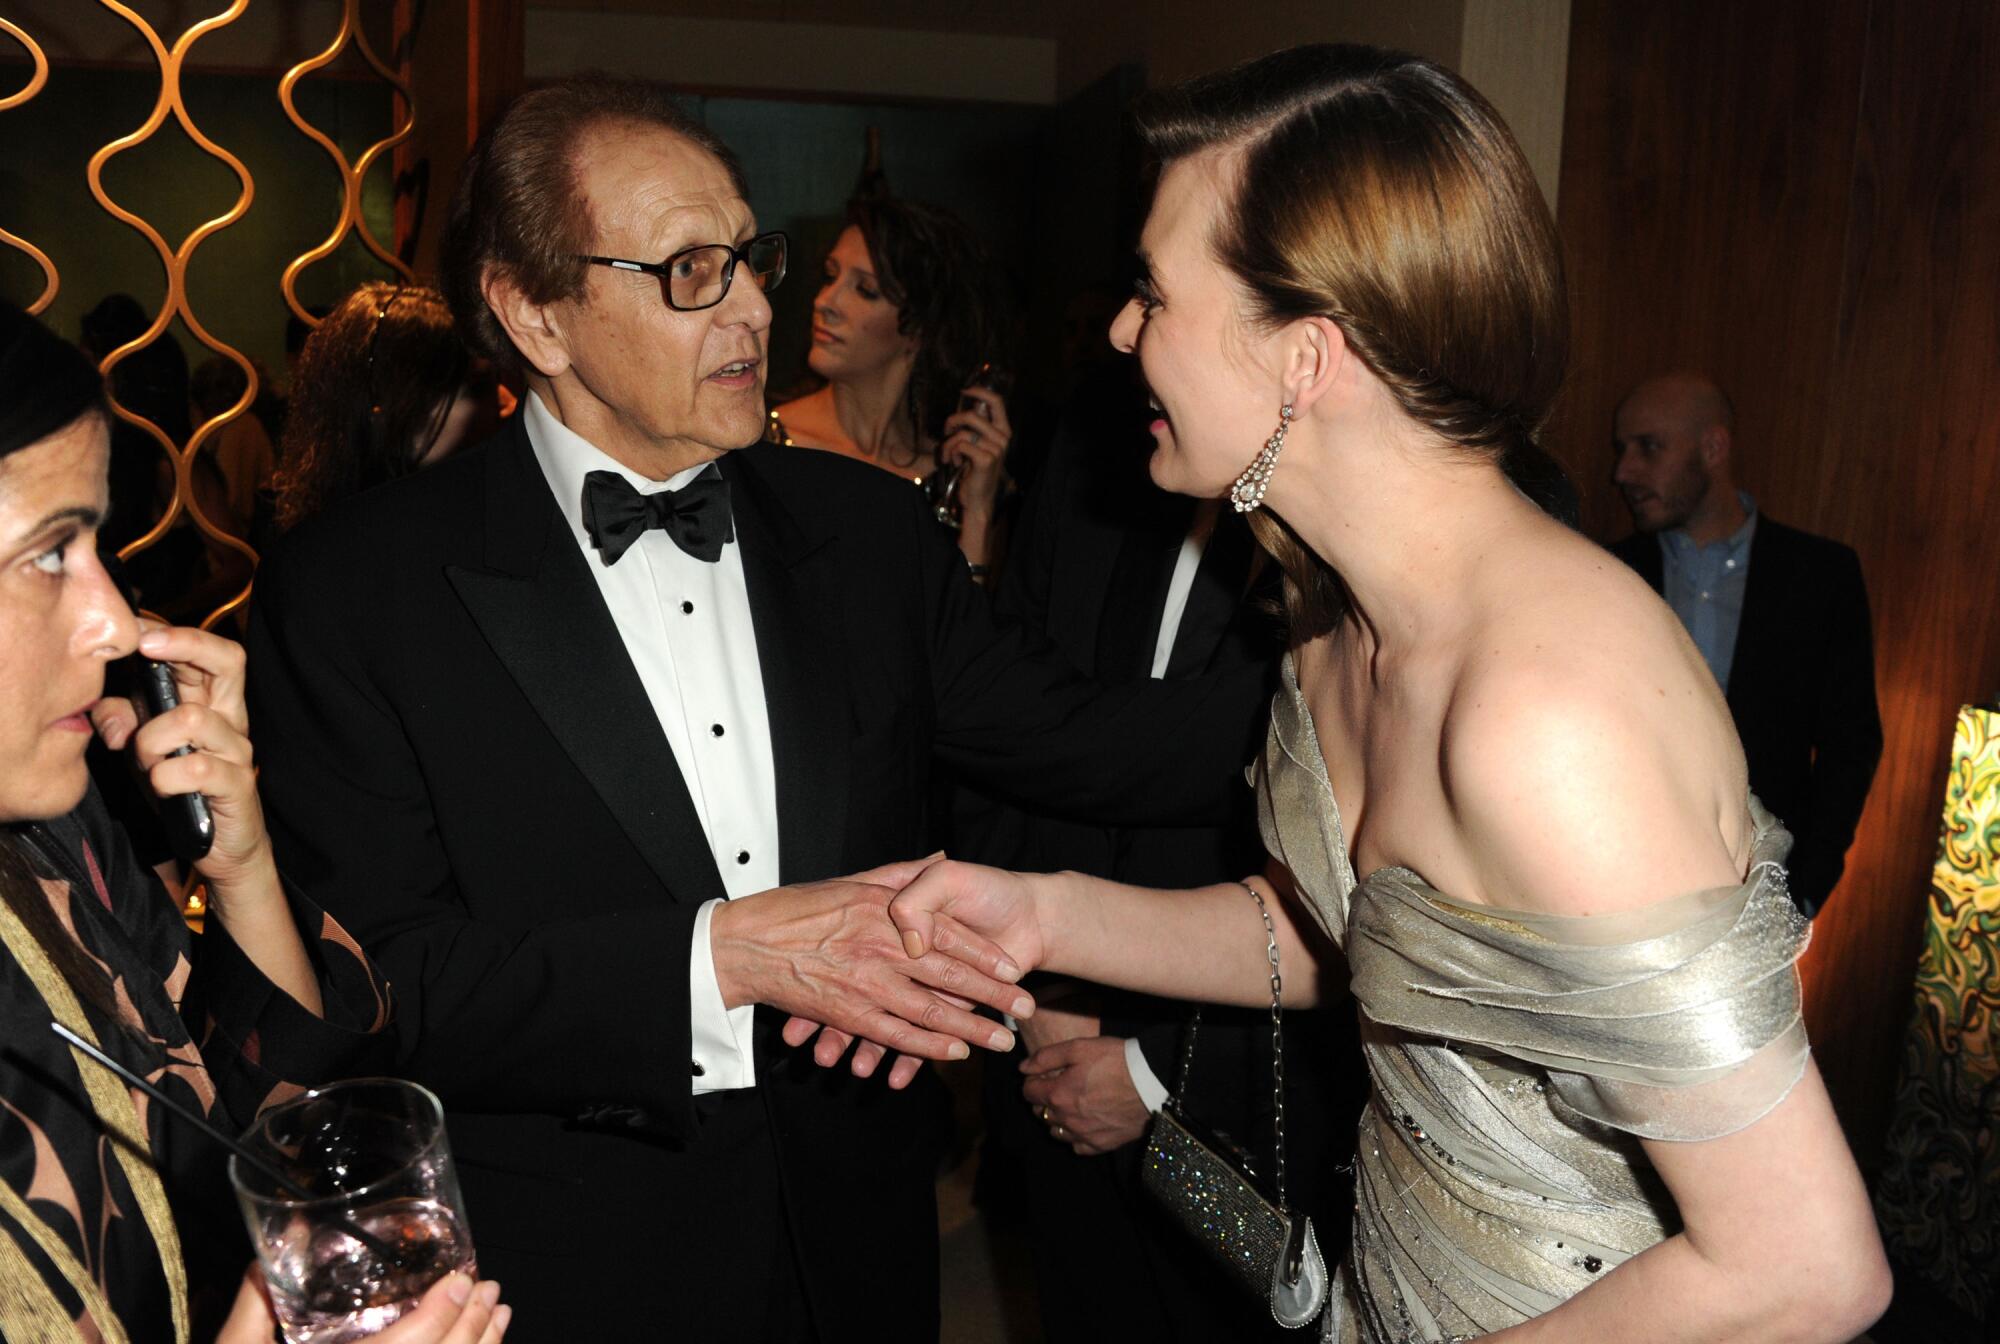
[708, 855, 1041, 1090]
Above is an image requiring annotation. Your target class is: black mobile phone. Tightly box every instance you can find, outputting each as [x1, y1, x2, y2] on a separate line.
[126, 656, 216, 864]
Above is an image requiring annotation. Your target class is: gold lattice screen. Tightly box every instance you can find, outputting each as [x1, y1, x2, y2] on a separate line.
[0, 16, 56, 314]
[1, 2, 418, 924]
[0, 0, 415, 631]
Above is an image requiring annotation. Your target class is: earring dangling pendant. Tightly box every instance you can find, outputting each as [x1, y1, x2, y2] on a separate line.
[1230, 403, 1293, 513]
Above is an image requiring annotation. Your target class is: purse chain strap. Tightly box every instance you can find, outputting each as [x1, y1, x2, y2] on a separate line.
[1171, 882, 1289, 1213]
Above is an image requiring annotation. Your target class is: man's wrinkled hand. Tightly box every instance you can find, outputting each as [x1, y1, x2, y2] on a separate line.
[780, 982, 981, 1092]
[1018, 999, 1098, 1059]
[716, 856, 1033, 1070]
[1022, 1035, 1152, 1155]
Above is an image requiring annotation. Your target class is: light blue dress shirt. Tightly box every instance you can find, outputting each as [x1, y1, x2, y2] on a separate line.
[1659, 491, 1757, 692]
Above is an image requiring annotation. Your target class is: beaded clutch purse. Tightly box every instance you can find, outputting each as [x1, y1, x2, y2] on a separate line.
[1139, 886, 1328, 1330]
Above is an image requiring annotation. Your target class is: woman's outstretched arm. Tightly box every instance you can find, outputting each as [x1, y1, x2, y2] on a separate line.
[891, 861, 1336, 1009]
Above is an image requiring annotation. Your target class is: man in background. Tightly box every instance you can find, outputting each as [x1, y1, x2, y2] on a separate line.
[953, 364, 1357, 1342]
[1610, 372, 1882, 916]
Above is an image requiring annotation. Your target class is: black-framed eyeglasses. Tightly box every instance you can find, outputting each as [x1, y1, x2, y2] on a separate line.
[577, 231, 788, 312]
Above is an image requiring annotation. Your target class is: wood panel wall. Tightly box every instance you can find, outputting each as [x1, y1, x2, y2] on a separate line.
[1551, 0, 2000, 1164]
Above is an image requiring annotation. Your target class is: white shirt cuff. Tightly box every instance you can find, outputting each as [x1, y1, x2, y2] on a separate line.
[690, 898, 757, 1094]
[1123, 1035, 1171, 1114]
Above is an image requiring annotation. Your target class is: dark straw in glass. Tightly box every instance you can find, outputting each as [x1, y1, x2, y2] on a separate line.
[50, 1021, 418, 1269]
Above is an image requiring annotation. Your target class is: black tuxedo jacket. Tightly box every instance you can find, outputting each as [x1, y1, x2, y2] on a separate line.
[957, 406, 1279, 1082]
[1609, 516, 1882, 911]
[955, 400, 1353, 1192]
[245, 419, 1268, 1342]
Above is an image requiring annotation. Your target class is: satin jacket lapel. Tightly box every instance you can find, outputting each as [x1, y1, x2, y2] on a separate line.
[718, 452, 849, 885]
[1084, 456, 1189, 679]
[444, 422, 727, 906]
[1165, 510, 1252, 679]
[1098, 521, 1183, 680]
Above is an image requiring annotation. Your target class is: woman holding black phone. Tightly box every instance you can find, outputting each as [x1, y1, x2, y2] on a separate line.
[0, 302, 510, 1342]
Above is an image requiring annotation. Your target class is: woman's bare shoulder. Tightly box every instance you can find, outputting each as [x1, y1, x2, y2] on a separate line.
[1439, 538, 1749, 916]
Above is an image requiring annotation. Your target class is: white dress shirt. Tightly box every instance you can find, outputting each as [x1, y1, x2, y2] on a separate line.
[523, 393, 773, 1094]
[1123, 497, 1224, 1113]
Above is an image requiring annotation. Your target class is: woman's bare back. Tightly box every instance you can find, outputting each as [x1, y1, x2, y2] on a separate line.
[1294, 512, 1753, 917]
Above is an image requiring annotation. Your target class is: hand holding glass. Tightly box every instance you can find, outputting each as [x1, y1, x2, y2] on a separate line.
[230, 1079, 476, 1344]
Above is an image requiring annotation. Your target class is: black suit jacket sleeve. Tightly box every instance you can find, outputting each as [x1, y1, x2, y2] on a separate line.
[1789, 546, 1883, 906]
[918, 492, 1266, 826]
[991, 416, 1066, 636]
[1116, 1010, 1187, 1092]
[247, 545, 705, 1138]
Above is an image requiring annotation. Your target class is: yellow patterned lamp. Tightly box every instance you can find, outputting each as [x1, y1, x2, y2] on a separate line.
[1875, 703, 2000, 1331]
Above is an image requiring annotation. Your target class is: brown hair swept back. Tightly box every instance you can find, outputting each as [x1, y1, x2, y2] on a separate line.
[440, 74, 748, 368]
[1134, 44, 1570, 640]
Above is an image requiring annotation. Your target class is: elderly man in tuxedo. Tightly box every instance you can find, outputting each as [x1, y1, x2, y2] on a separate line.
[245, 77, 1264, 1342]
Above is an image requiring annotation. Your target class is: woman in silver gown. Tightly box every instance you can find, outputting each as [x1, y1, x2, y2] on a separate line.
[877, 45, 1891, 1342]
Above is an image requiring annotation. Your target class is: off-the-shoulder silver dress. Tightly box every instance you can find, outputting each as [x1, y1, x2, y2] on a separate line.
[1255, 659, 1812, 1342]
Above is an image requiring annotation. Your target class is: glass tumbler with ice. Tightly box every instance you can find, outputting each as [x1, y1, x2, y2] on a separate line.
[230, 1079, 476, 1344]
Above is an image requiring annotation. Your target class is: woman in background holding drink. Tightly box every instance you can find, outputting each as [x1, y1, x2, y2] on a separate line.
[769, 196, 1016, 579]
[0, 301, 507, 1342]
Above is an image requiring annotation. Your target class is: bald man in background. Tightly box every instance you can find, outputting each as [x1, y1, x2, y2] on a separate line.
[1610, 373, 1882, 917]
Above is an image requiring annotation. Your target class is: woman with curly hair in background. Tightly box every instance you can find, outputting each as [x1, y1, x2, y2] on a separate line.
[272, 282, 494, 535]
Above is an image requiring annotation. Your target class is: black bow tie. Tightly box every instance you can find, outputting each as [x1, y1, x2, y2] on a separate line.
[581, 467, 734, 565]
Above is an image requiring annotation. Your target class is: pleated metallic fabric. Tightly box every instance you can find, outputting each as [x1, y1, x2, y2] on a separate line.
[1255, 659, 1811, 1342]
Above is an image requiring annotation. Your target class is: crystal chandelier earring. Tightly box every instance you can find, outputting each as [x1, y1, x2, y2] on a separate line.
[1230, 403, 1293, 513]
